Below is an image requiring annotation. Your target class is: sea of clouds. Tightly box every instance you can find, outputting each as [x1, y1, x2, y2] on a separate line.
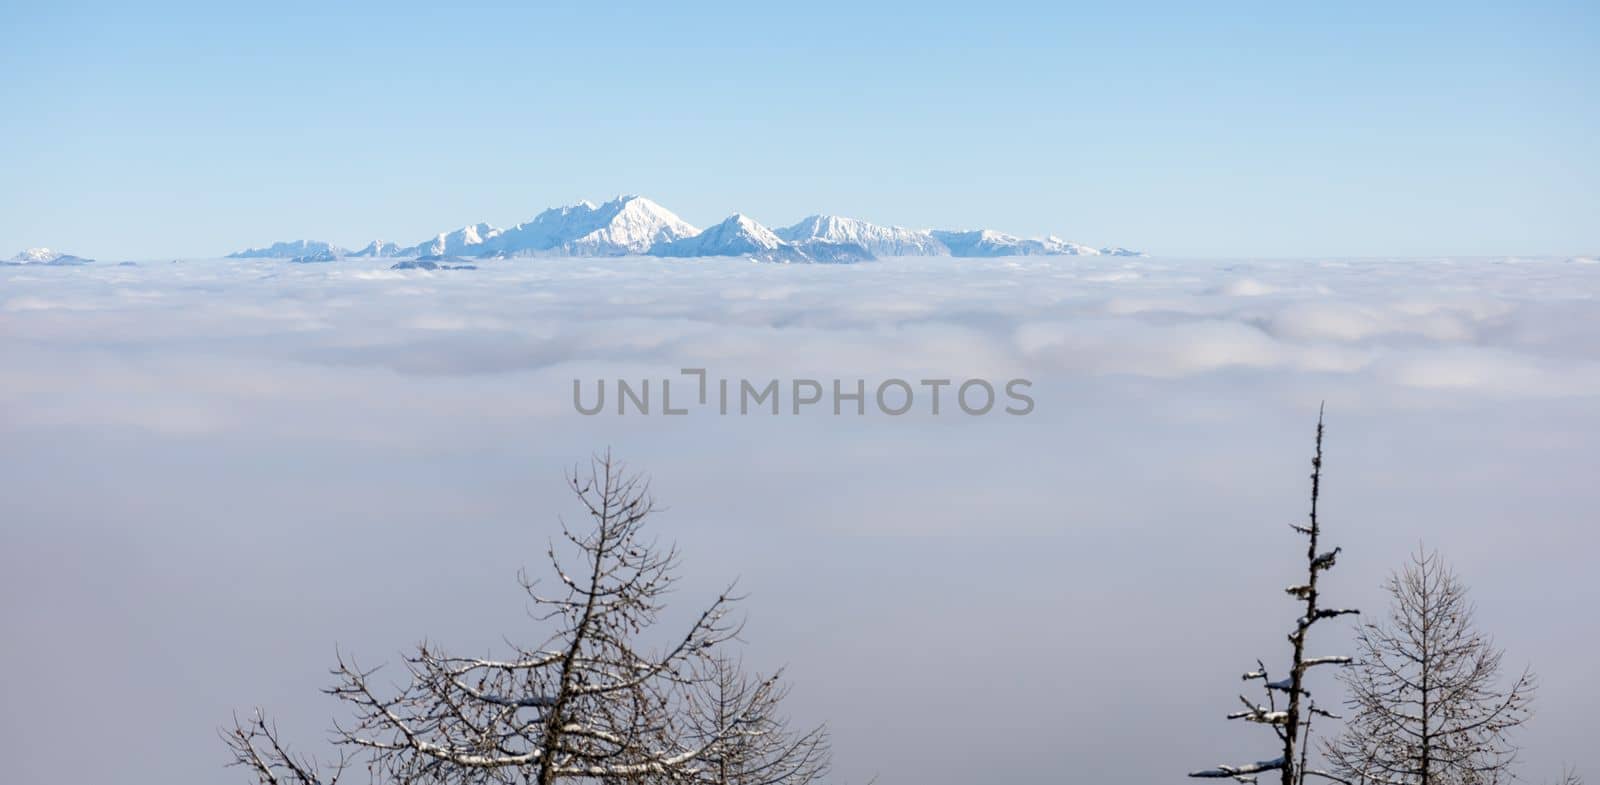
[2, 255, 1597, 784]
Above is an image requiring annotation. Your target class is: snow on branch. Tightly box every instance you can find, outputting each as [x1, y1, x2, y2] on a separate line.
[1228, 700, 1290, 725]
[1190, 757, 1287, 778]
[1303, 769, 1355, 784]
[1311, 548, 1342, 572]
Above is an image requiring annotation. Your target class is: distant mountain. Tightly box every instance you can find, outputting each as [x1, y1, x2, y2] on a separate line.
[1036, 236, 1105, 256]
[403, 223, 502, 258]
[485, 195, 699, 257]
[228, 240, 347, 259]
[7, 247, 93, 265]
[777, 215, 948, 257]
[396, 196, 699, 259]
[778, 216, 1144, 259]
[349, 240, 406, 258]
[291, 250, 340, 263]
[391, 259, 478, 271]
[795, 241, 879, 263]
[930, 230, 1105, 257]
[653, 213, 873, 264]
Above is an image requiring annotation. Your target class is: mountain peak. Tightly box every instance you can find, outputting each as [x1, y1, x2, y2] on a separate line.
[714, 213, 782, 248]
[350, 240, 405, 258]
[9, 247, 93, 265]
[477, 196, 699, 257]
[14, 247, 60, 262]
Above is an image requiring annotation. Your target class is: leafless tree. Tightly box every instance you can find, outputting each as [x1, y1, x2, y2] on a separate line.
[1190, 411, 1360, 785]
[1326, 547, 1536, 785]
[226, 709, 355, 785]
[1547, 768, 1583, 785]
[225, 453, 828, 785]
[681, 656, 830, 785]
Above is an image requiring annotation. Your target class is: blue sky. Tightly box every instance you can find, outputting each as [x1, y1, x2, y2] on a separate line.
[2, 0, 1595, 259]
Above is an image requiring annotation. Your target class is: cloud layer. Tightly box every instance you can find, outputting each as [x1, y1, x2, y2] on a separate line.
[2, 255, 1597, 784]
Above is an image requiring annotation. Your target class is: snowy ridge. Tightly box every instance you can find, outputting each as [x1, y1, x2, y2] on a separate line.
[652, 214, 872, 264]
[291, 250, 340, 264]
[404, 223, 502, 258]
[349, 240, 406, 258]
[931, 230, 1101, 257]
[777, 215, 949, 257]
[227, 240, 347, 259]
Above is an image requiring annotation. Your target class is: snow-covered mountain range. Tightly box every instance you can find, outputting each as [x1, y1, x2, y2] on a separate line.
[215, 195, 1144, 263]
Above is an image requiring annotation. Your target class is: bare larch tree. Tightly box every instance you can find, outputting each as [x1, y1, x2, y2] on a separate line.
[681, 656, 830, 785]
[225, 453, 829, 785]
[1326, 547, 1536, 785]
[1551, 768, 1583, 785]
[1190, 411, 1360, 785]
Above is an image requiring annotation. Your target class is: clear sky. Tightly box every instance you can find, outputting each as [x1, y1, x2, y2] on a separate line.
[2, 0, 1595, 259]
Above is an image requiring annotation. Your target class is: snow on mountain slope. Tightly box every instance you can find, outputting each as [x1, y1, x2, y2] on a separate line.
[479, 200, 598, 256]
[652, 213, 782, 256]
[404, 223, 502, 258]
[13, 247, 61, 263]
[7, 247, 93, 265]
[653, 214, 873, 263]
[778, 217, 1126, 258]
[484, 195, 699, 257]
[569, 195, 699, 255]
[1037, 235, 1101, 255]
[930, 230, 1106, 257]
[349, 240, 406, 258]
[928, 230, 1014, 257]
[777, 215, 948, 256]
[793, 241, 878, 264]
[227, 240, 347, 259]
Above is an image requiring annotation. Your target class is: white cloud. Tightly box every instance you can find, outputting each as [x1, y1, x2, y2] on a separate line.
[2, 254, 1599, 785]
